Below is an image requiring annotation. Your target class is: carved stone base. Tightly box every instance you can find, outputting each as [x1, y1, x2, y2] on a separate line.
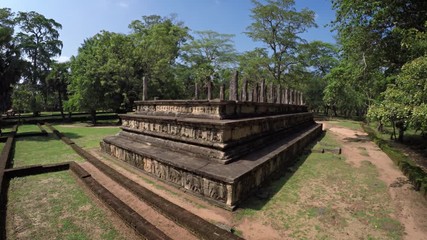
[101, 123, 322, 209]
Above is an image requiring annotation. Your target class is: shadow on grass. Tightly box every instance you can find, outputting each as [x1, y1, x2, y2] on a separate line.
[237, 131, 326, 211]
[57, 132, 84, 140]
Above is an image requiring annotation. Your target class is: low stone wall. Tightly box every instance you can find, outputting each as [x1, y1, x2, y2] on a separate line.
[135, 100, 308, 119]
[101, 123, 322, 208]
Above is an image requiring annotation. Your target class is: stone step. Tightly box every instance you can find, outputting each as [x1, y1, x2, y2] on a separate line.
[101, 123, 323, 208]
[118, 121, 315, 164]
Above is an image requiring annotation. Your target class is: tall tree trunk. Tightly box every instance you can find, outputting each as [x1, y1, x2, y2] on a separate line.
[90, 109, 97, 125]
[333, 106, 338, 117]
[57, 88, 64, 121]
[398, 128, 404, 142]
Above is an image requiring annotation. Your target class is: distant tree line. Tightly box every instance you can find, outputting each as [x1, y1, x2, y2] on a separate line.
[4, 0, 425, 136]
[2, 0, 341, 124]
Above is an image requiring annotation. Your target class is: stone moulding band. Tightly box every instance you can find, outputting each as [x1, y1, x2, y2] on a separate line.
[134, 100, 308, 120]
[120, 112, 314, 146]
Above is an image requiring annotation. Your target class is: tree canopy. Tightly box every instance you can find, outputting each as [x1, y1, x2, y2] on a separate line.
[246, 0, 316, 85]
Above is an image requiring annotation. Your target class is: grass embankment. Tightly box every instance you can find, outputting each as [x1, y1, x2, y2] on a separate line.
[6, 171, 124, 240]
[0, 142, 4, 152]
[362, 124, 427, 197]
[236, 131, 403, 240]
[53, 123, 120, 149]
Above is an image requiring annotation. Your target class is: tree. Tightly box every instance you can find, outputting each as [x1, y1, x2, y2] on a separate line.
[331, 0, 427, 73]
[46, 61, 70, 120]
[12, 83, 36, 122]
[330, 0, 427, 114]
[0, 8, 23, 113]
[297, 41, 339, 111]
[368, 56, 427, 141]
[323, 64, 365, 117]
[181, 30, 237, 98]
[68, 31, 134, 124]
[246, 0, 316, 85]
[15, 11, 62, 115]
[129, 15, 190, 99]
[238, 48, 270, 85]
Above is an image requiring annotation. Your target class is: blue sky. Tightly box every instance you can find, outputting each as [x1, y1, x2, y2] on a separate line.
[1, 0, 336, 62]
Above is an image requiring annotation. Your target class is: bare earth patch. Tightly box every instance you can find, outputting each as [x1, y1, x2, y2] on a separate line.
[324, 121, 427, 240]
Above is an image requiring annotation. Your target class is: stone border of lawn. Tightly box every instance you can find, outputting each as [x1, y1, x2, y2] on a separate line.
[2, 112, 118, 125]
[363, 124, 427, 199]
[0, 125, 17, 240]
[46, 123, 244, 240]
[0, 125, 17, 191]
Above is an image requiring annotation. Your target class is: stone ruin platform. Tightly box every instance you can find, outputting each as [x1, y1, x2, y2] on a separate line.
[101, 100, 322, 210]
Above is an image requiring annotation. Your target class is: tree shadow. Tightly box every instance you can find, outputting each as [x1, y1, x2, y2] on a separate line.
[343, 134, 370, 143]
[237, 131, 326, 211]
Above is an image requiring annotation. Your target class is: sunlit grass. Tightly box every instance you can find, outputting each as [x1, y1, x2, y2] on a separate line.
[53, 123, 120, 149]
[17, 124, 41, 133]
[6, 171, 124, 240]
[13, 134, 83, 167]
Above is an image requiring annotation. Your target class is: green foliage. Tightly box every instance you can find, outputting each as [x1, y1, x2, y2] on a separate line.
[323, 64, 365, 116]
[181, 29, 237, 95]
[0, 8, 23, 112]
[129, 15, 190, 99]
[299, 41, 339, 111]
[246, 0, 316, 84]
[238, 48, 270, 85]
[68, 31, 134, 115]
[368, 56, 427, 139]
[15, 11, 63, 114]
[46, 61, 70, 118]
[12, 83, 40, 114]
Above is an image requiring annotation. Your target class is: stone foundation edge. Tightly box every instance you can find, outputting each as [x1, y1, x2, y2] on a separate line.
[100, 123, 323, 209]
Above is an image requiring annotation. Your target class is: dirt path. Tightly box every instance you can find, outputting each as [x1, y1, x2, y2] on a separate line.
[323, 122, 427, 240]
[78, 161, 198, 240]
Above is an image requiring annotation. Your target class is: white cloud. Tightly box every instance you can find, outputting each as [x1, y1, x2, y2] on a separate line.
[54, 56, 70, 63]
[118, 1, 129, 8]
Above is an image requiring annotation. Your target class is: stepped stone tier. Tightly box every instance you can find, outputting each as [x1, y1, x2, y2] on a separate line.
[101, 99, 322, 209]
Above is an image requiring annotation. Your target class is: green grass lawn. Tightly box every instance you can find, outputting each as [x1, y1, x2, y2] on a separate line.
[326, 118, 363, 131]
[13, 134, 83, 167]
[1, 126, 15, 133]
[0, 142, 4, 152]
[6, 171, 124, 240]
[17, 124, 42, 133]
[236, 131, 403, 240]
[53, 123, 120, 149]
